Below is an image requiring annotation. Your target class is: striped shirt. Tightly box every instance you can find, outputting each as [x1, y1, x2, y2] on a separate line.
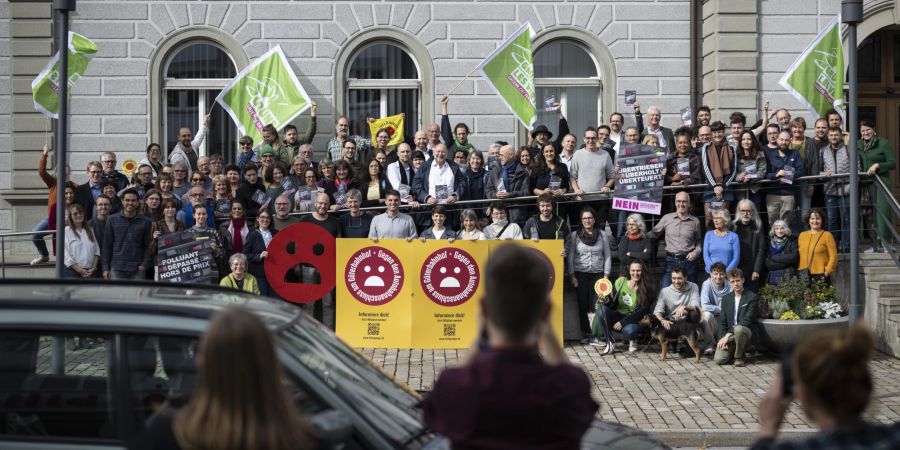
[101, 212, 152, 272]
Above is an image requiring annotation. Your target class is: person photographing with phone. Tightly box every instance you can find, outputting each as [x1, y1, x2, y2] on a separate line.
[751, 324, 900, 449]
[423, 243, 598, 449]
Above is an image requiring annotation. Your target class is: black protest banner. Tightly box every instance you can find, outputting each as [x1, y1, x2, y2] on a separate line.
[613, 144, 667, 215]
[156, 231, 217, 284]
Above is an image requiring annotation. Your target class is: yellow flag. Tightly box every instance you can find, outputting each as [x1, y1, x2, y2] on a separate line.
[368, 114, 405, 146]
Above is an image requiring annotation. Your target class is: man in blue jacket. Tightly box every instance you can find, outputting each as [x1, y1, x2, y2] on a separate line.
[764, 131, 804, 229]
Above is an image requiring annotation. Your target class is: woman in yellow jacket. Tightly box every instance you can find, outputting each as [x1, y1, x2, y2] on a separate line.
[797, 208, 837, 283]
[219, 253, 261, 295]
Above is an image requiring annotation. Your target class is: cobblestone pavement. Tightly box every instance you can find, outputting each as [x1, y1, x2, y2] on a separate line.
[360, 343, 900, 446]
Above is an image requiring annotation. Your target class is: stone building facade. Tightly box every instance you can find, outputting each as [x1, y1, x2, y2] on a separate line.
[0, 0, 897, 239]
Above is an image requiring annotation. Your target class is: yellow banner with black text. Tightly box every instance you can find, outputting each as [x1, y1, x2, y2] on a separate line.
[335, 239, 563, 348]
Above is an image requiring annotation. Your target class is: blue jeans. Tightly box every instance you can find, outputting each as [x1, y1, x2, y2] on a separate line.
[31, 218, 49, 257]
[825, 195, 850, 249]
[597, 305, 645, 341]
[662, 255, 698, 288]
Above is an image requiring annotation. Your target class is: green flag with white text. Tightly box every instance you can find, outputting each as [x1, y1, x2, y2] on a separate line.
[477, 23, 536, 129]
[31, 32, 97, 119]
[779, 15, 844, 119]
[216, 45, 311, 144]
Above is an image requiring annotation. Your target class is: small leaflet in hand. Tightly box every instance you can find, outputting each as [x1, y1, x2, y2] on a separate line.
[624, 90, 637, 108]
[296, 186, 311, 201]
[497, 179, 506, 194]
[743, 160, 759, 179]
[677, 157, 691, 177]
[549, 175, 562, 190]
[281, 176, 297, 192]
[251, 189, 271, 209]
[398, 183, 410, 199]
[781, 166, 795, 185]
[543, 95, 558, 112]
[435, 185, 450, 204]
[680, 107, 693, 126]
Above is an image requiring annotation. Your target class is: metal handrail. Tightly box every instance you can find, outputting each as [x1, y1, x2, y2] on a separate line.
[287, 172, 871, 216]
[870, 174, 900, 268]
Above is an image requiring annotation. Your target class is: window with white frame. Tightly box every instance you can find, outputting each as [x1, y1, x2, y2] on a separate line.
[533, 40, 602, 138]
[163, 42, 238, 162]
[345, 43, 420, 141]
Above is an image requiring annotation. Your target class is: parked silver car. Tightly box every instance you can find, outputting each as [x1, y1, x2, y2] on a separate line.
[0, 281, 670, 450]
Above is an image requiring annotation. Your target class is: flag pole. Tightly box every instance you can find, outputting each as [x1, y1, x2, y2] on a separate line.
[445, 65, 480, 97]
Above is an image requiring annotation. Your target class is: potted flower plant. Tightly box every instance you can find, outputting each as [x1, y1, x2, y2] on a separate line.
[757, 274, 848, 351]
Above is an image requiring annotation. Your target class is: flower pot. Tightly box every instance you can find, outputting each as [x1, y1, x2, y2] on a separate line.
[758, 316, 849, 352]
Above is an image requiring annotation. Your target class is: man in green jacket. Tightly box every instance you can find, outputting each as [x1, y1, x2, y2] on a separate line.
[858, 120, 897, 252]
[714, 268, 758, 367]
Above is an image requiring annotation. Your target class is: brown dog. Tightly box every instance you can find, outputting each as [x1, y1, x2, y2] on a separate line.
[639, 310, 703, 362]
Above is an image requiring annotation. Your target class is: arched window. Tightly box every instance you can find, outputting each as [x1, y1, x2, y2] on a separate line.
[163, 42, 238, 162]
[533, 40, 603, 138]
[345, 42, 420, 141]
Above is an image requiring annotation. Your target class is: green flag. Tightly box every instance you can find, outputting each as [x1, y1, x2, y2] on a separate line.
[477, 23, 536, 129]
[779, 15, 844, 119]
[31, 32, 98, 119]
[216, 46, 311, 144]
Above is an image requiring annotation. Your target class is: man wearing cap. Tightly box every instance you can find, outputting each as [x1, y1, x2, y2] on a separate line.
[258, 145, 276, 185]
[528, 105, 569, 154]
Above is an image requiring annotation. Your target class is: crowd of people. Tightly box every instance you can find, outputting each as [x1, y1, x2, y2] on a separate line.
[32, 96, 896, 346]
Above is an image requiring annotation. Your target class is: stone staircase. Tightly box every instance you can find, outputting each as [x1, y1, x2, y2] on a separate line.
[862, 253, 900, 357]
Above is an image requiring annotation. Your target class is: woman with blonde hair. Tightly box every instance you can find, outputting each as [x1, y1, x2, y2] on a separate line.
[130, 307, 314, 449]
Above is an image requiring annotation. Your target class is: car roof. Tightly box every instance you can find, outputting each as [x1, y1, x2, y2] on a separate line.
[0, 279, 303, 330]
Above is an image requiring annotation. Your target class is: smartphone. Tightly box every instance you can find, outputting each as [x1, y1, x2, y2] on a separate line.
[780, 346, 794, 397]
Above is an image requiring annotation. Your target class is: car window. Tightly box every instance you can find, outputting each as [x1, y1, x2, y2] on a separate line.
[126, 335, 199, 430]
[280, 321, 426, 447]
[0, 332, 118, 441]
[124, 333, 326, 434]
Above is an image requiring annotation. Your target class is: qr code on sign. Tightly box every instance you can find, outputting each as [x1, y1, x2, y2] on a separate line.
[367, 323, 380, 336]
[443, 324, 456, 337]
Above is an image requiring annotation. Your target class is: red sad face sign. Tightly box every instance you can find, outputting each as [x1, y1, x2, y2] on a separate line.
[265, 223, 336, 304]
[420, 248, 480, 307]
[345, 247, 404, 306]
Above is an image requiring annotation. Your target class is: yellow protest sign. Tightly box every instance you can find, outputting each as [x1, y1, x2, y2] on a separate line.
[335, 239, 564, 348]
[368, 114, 405, 146]
[335, 239, 412, 348]
[410, 239, 490, 348]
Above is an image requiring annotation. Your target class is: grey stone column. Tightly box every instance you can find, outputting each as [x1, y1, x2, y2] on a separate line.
[701, 0, 760, 121]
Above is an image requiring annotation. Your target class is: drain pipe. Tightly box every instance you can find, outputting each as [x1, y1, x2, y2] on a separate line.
[690, 0, 701, 117]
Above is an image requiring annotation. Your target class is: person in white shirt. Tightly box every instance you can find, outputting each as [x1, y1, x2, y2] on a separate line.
[169, 114, 210, 177]
[64, 204, 100, 279]
[386, 143, 418, 206]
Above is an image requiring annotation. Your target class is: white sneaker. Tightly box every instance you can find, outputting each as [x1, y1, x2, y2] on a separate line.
[703, 347, 714, 356]
[29, 256, 48, 266]
[865, 246, 877, 254]
[588, 337, 604, 347]
[628, 341, 638, 353]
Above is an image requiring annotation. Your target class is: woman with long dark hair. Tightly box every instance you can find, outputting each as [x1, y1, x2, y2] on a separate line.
[594, 261, 655, 354]
[734, 130, 767, 210]
[358, 157, 388, 208]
